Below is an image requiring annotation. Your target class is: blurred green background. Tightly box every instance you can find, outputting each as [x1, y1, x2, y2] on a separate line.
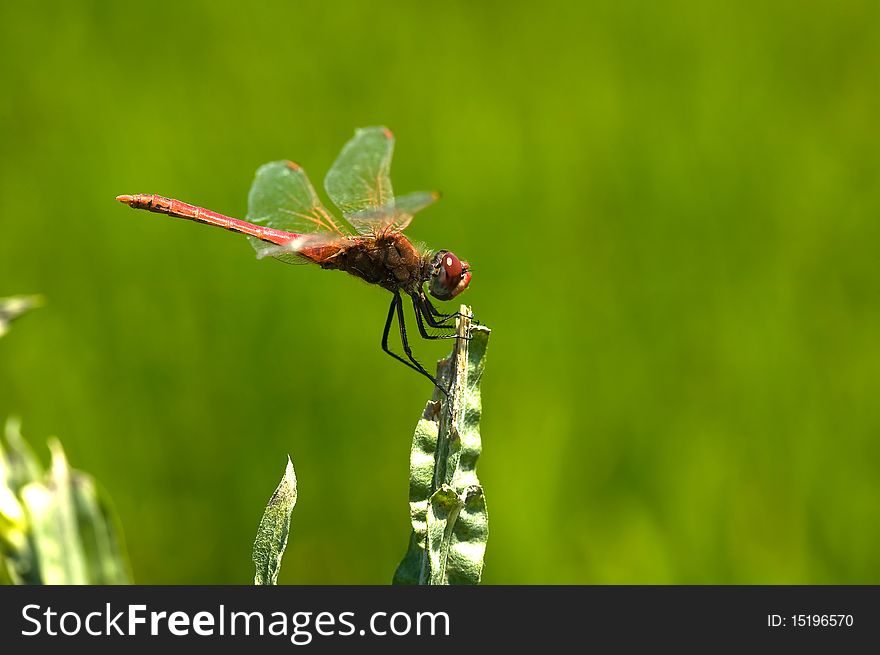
[2, 0, 879, 584]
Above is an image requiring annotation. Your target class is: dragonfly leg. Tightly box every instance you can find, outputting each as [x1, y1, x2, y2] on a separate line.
[415, 293, 474, 341]
[381, 294, 445, 392]
[395, 293, 446, 389]
[421, 293, 481, 327]
[421, 294, 458, 324]
[410, 294, 460, 340]
[381, 296, 422, 373]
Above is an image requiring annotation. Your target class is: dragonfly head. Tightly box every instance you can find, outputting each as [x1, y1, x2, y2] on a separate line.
[427, 250, 471, 301]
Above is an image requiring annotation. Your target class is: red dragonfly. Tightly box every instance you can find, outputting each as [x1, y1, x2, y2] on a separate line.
[117, 127, 471, 388]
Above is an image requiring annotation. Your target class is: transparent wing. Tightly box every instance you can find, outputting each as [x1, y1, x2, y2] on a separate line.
[344, 190, 440, 234]
[252, 232, 338, 266]
[394, 190, 440, 216]
[324, 127, 396, 232]
[387, 190, 440, 232]
[246, 160, 356, 260]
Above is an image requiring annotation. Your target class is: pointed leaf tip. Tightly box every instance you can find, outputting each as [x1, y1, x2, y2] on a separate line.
[252, 456, 298, 585]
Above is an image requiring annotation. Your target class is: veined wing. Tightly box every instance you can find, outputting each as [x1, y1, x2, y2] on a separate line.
[324, 127, 440, 234]
[386, 190, 440, 232]
[247, 160, 356, 263]
[324, 127, 396, 234]
[344, 190, 440, 234]
[250, 231, 338, 266]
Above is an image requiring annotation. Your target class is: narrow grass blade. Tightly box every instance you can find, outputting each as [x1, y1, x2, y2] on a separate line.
[70, 472, 132, 584]
[253, 455, 297, 585]
[2, 417, 42, 490]
[20, 439, 89, 584]
[394, 306, 490, 585]
[0, 420, 33, 582]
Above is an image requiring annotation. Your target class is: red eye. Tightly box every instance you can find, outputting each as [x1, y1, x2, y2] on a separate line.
[442, 253, 462, 278]
[429, 251, 470, 300]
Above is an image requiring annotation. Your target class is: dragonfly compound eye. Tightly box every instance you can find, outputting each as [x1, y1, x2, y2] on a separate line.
[429, 251, 471, 301]
[442, 252, 462, 278]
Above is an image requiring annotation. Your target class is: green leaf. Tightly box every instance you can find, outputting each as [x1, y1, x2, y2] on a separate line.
[70, 472, 132, 584]
[20, 439, 89, 584]
[0, 295, 43, 338]
[253, 455, 297, 585]
[1, 419, 45, 584]
[394, 306, 490, 585]
[1, 424, 131, 584]
[444, 485, 488, 585]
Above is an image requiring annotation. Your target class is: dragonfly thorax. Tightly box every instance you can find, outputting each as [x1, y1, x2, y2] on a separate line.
[313, 232, 426, 293]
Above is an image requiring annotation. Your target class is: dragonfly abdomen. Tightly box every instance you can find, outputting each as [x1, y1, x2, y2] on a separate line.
[116, 194, 302, 246]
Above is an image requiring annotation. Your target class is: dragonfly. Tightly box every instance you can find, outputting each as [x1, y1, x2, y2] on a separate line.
[117, 126, 471, 389]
